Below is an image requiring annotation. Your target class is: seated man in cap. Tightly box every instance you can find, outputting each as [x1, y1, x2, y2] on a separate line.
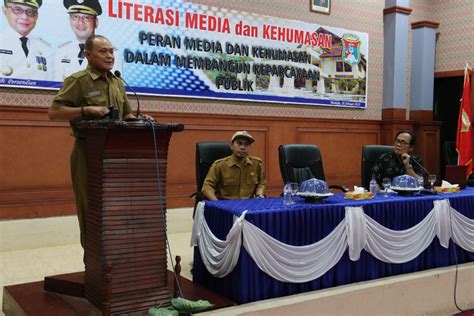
[55, 0, 122, 81]
[1, 0, 52, 80]
[202, 131, 266, 200]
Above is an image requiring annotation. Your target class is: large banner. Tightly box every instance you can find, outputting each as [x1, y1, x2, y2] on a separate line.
[0, 0, 369, 108]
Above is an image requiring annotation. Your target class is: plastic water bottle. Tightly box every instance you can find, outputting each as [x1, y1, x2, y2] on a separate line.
[283, 183, 293, 205]
[369, 175, 378, 195]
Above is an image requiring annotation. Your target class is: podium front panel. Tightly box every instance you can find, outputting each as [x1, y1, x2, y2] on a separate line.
[78, 121, 183, 314]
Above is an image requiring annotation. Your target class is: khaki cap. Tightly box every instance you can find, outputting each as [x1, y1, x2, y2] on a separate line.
[231, 131, 255, 143]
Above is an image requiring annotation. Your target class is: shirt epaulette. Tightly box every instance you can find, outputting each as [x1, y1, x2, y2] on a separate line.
[213, 156, 231, 164]
[70, 70, 88, 79]
[38, 38, 51, 47]
[58, 40, 73, 48]
[249, 156, 262, 163]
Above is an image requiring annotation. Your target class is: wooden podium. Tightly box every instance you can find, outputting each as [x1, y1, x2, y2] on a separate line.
[55, 120, 183, 314]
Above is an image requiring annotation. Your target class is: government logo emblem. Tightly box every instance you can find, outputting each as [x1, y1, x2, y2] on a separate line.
[341, 33, 361, 66]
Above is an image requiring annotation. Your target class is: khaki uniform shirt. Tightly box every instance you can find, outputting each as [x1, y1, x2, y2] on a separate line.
[51, 65, 132, 136]
[202, 155, 266, 200]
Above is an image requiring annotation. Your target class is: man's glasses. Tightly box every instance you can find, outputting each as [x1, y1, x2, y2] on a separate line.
[69, 14, 95, 22]
[6, 5, 38, 17]
[394, 139, 410, 146]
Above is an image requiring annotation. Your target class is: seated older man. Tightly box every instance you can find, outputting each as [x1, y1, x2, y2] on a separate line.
[371, 130, 424, 185]
[202, 131, 266, 200]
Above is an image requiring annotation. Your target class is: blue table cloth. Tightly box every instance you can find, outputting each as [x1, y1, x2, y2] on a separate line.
[193, 188, 474, 304]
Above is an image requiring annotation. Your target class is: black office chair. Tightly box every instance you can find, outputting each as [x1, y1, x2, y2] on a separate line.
[361, 145, 394, 189]
[191, 141, 233, 214]
[278, 144, 348, 192]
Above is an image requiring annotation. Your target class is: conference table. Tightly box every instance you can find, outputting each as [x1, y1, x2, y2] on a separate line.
[192, 188, 474, 304]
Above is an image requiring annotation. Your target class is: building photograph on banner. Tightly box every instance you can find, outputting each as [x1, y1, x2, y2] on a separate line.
[0, 0, 369, 108]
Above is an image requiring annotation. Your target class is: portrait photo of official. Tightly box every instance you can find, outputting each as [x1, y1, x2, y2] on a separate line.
[1, 0, 52, 80]
[54, 0, 122, 82]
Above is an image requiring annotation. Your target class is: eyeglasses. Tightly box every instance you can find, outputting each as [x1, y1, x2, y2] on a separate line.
[394, 139, 410, 146]
[6, 5, 38, 17]
[69, 14, 95, 22]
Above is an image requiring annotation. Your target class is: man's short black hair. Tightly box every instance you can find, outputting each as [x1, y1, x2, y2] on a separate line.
[84, 34, 108, 52]
[395, 130, 416, 146]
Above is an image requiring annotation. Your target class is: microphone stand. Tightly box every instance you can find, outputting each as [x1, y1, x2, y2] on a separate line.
[410, 158, 438, 193]
[114, 71, 143, 121]
[410, 158, 431, 177]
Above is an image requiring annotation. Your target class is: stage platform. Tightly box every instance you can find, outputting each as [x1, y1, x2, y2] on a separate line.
[3, 271, 235, 315]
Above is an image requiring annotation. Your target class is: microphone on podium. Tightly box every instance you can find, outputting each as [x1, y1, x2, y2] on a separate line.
[113, 70, 142, 120]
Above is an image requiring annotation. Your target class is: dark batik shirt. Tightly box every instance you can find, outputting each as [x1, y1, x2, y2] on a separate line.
[371, 151, 423, 185]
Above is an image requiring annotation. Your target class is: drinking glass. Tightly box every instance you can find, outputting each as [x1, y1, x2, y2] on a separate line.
[290, 182, 298, 195]
[428, 174, 437, 191]
[382, 178, 391, 197]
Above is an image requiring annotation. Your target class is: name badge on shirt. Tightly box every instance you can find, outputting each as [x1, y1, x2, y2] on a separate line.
[61, 58, 71, 64]
[87, 91, 101, 97]
[0, 49, 13, 55]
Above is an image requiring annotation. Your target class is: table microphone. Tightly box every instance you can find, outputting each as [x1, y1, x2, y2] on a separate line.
[113, 70, 142, 120]
[408, 157, 439, 194]
[409, 157, 431, 177]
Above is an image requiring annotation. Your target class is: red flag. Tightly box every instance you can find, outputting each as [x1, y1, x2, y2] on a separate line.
[456, 69, 472, 178]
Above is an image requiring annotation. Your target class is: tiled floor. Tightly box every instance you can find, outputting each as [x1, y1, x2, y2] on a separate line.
[0, 213, 194, 316]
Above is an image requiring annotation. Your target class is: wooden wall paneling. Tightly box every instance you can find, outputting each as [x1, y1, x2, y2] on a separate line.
[0, 188, 75, 218]
[296, 126, 380, 188]
[414, 122, 441, 177]
[380, 120, 414, 145]
[1, 106, 391, 219]
[1, 125, 72, 188]
[1, 107, 77, 218]
[381, 108, 406, 121]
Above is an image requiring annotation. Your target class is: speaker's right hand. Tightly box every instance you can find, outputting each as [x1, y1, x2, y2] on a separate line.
[84, 106, 109, 118]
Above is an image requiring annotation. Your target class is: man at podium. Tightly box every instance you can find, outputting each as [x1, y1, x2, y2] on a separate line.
[48, 35, 153, 249]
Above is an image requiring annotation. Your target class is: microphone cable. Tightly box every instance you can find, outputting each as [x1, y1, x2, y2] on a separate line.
[147, 120, 188, 311]
[446, 199, 467, 313]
